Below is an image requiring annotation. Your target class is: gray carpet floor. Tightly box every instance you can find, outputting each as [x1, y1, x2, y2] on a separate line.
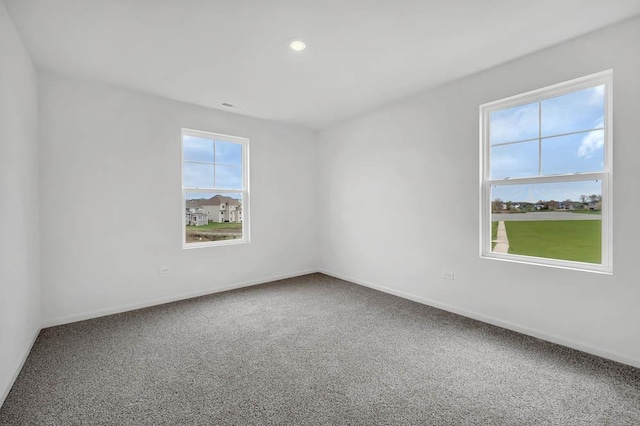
[1, 273, 639, 425]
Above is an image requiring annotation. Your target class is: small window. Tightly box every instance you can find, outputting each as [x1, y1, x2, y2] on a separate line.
[182, 129, 249, 248]
[480, 70, 612, 273]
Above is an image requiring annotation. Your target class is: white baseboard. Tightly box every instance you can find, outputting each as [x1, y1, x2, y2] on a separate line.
[39, 267, 640, 369]
[1, 327, 40, 408]
[42, 269, 318, 328]
[318, 268, 640, 369]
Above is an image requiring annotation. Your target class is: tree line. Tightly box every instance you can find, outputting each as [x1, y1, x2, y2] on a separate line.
[492, 194, 602, 212]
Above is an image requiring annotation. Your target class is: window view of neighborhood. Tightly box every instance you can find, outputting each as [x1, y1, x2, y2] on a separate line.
[491, 182, 602, 264]
[185, 193, 243, 243]
[182, 130, 248, 247]
[486, 81, 608, 267]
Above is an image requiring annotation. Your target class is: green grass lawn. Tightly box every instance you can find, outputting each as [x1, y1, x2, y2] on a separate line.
[504, 220, 601, 264]
[491, 221, 498, 250]
[186, 222, 242, 231]
[569, 210, 602, 215]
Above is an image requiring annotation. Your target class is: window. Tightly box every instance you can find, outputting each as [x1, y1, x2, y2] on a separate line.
[182, 129, 249, 248]
[480, 70, 612, 273]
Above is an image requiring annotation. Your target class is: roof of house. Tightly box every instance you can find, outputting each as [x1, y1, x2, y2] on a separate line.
[186, 195, 241, 207]
[185, 208, 207, 215]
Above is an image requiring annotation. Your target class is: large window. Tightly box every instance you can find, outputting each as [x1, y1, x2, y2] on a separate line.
[480, 71, 612, 273]
[182, 129, 249, 248]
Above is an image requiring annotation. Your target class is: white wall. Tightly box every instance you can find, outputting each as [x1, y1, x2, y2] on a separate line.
[38, 71, 318, 326]
[318, 17, 640, 367]
[0, 1, 41, 405]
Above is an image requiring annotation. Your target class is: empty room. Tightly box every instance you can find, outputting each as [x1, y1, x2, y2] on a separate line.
[1, 0, 639, 424]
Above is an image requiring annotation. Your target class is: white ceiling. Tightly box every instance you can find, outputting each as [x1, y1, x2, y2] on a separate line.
[4, 0, 640, 130]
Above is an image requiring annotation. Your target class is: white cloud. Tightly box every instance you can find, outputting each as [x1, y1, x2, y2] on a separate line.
[541, 86, 605, 135]
[577, 126, 604, 159]
[588, 85, 605, 105]
[490, 102, 538, 144]
[491, 150, 538, 178]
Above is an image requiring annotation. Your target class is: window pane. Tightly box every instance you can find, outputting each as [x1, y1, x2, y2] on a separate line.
[183, 136, 214, 163]
[185, 192, 243, 244]
[490, 180, 602, 264]
[541, 130, 604, 175]
[215, 141, 242, 165]
[541, 85, 604, 137]
[183, 162, 214, 188]
[490, 141, 539, 179]
[215, 165, 242, 189]
[490, 102, 538, 145]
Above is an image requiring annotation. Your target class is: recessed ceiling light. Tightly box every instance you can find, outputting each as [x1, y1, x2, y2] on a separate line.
[289, 40, 306, 52]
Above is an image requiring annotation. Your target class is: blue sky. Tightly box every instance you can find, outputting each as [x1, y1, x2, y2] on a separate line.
[489, 85, 605, 202]
[183, 136, 243, 194]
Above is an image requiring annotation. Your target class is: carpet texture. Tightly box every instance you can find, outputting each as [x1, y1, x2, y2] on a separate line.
[1, 273, 639, 425]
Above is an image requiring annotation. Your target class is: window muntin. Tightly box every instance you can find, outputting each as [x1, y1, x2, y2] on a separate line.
[182, 129, 249, 248]
[480, 71, 612, 273]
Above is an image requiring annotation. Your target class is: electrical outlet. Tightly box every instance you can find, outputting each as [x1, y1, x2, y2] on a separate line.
[441, 271, 455, 280]
[159, 267, 170, 274]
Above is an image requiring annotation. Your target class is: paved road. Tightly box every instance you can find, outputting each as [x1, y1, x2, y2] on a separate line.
[492, 212, 601, 221]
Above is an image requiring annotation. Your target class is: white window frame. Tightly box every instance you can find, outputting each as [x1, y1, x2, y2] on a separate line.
[181, 128, 250, 249]
[479, 70, 613, 273]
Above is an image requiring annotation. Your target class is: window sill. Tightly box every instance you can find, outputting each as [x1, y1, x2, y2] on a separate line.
[480, 252, 612, 275]
[183, 238, 249, 249]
